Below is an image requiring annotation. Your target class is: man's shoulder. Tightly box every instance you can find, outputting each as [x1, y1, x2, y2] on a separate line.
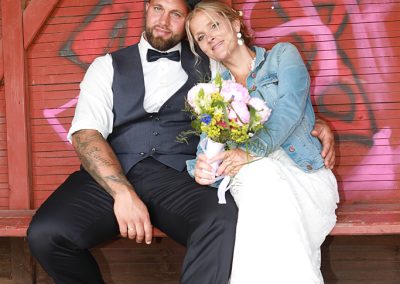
[111, 43, 140, 57]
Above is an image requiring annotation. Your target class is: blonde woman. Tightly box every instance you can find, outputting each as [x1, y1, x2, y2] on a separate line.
[185, 1, 339, 283]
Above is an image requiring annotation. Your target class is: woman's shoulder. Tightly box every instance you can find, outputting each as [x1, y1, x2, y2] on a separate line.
[269, 42, 299, 54]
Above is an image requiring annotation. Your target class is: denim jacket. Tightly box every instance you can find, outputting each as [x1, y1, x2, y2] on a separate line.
[186, 42, 324, 181]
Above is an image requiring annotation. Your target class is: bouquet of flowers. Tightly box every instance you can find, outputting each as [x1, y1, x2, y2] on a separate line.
[179, 74, 272, 203]
[185, 74, 271, 146]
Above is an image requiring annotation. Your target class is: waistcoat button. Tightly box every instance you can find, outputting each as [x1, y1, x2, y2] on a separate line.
[153, 131, 159, 136]
[289, 145, 295, 152]
[251, 72, 256, 78]
[151, 147, 156, 152]
[307, 164, 313, 171]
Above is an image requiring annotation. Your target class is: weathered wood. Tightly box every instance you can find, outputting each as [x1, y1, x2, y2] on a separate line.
[331, 201, 400, 235]
[0, 210, 167, 238]
[10, 238, 33, 284]
[2, 200, 400, 238]
[1, 0, 32, 209]
[0, 210, 35, 237]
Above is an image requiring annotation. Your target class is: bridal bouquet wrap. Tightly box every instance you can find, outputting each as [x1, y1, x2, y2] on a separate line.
[180, 74, 272, 204]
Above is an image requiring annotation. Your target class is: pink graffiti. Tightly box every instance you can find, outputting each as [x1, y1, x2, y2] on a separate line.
[239, 0, 399, 192]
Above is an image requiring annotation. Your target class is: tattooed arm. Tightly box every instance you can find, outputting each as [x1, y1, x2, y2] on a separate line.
[72, 129, 153, 244]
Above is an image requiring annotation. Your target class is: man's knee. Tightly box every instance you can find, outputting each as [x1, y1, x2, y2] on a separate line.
[200, 197, 238, 234]
[27, 215, 57, 257]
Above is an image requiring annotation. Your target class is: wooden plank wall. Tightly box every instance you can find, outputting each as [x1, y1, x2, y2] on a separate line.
[0, 1, 399, 209]
[231, 0, 400, 201]
[29, 0, 400, 209]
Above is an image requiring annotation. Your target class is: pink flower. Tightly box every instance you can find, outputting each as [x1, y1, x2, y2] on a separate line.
[229, 101, 250, 126]
[221, 81, 250, 103]
[249, 97, 272, 122]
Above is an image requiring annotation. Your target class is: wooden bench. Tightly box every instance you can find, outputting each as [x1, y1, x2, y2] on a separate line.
[1, 200, 399, 283]
[1, 199, 400, 237]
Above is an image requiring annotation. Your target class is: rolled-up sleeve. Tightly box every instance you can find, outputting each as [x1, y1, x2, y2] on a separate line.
[67, 54, 114, 142]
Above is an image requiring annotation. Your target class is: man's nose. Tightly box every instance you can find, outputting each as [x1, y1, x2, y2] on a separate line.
[159, 12, 170, 25]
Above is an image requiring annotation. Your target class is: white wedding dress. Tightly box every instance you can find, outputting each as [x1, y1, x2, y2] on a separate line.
[228, 148, 339, 284]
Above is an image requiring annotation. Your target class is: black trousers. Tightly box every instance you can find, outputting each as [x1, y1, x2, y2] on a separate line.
[27, 158, 238, 284]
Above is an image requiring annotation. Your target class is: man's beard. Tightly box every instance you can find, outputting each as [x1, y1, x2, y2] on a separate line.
[145, 26, 182, 51]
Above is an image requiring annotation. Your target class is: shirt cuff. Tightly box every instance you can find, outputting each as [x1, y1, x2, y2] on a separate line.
[67, 122, 110, 143]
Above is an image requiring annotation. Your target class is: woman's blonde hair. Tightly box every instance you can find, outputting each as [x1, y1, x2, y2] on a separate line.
[185, 0, 252, 59]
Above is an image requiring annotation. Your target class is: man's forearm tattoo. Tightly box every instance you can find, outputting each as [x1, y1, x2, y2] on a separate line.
[73, 131, 132, 196]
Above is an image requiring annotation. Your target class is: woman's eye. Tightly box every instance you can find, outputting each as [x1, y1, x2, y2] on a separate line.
[197, 35, 205, 42]
[211, 22, 219, 29]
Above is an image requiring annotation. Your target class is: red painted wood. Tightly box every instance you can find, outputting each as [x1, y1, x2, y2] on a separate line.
[1, 0, 31, 209]
[331, 202, 400, 235]
[23, 0, 59, 49]
[0, 209, 167, 237]
[3, 200, 400, 237]
[0, 210, 35, 236]
[0, 39, 3, 80]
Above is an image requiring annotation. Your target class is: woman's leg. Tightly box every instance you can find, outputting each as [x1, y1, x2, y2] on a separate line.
[230, 157, 337, 284]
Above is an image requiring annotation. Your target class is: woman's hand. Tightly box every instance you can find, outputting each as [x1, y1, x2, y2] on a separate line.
[210, 148, 253, 177]
[194, 153, 216, 185]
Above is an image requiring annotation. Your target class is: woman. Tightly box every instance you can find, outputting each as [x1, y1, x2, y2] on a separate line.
[185, 1, 339, 283]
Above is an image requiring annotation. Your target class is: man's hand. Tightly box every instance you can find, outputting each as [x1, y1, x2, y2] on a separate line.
[114, 189, 153, 244]
[311, 119, 335, 169]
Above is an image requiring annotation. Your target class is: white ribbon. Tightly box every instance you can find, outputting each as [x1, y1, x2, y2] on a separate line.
[200, 137, 231, 204]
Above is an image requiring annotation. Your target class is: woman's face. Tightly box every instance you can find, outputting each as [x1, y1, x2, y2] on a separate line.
[189, 10, 238, 61]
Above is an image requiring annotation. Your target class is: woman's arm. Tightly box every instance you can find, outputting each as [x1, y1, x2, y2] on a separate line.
[245, 43, 311, 156]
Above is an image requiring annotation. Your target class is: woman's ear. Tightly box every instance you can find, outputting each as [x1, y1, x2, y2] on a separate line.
[233, 19, 241, 33]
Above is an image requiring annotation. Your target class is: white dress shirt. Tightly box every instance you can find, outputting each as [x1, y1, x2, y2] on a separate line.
[67, 34, 188, 142]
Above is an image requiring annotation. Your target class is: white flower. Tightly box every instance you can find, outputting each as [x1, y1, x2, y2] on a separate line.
[249, 97, 272, 122]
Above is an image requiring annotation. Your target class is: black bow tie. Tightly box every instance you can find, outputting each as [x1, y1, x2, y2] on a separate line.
[146, 49, 180, 62]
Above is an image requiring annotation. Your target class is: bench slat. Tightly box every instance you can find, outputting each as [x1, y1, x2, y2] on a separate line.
[1, 201, 400, 237]
[0, 210, 166, 238]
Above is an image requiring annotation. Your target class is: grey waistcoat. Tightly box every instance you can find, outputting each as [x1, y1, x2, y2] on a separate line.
[108, 42, 210, 173]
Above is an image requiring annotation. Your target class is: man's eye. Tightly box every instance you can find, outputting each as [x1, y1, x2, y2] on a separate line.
[171, 12, 182, 18]
[154, 6, 162, 12]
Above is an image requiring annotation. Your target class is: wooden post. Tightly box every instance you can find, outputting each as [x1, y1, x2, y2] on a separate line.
[1, 0, 32, 209]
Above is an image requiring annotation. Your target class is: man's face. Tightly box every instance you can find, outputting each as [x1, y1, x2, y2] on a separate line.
[145, 0, 189, 51]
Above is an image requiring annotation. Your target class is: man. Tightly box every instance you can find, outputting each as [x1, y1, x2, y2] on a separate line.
[27, 0, 335, 283]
